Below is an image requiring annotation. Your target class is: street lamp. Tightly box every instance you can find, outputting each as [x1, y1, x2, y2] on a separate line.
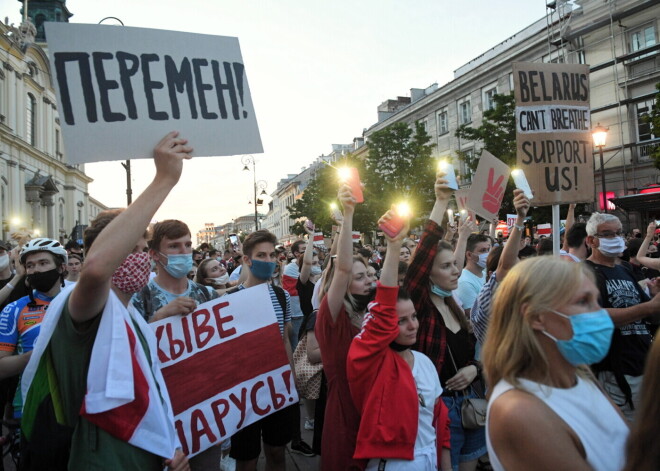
[98, 17, 132, 206]
[242, 155, 268, 231]
[592, 123, 609, 213]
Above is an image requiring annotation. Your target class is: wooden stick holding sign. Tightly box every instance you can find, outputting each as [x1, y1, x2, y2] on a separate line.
[466, 151, 511, 222]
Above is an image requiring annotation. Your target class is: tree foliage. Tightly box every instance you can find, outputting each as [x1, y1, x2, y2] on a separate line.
[288, 122, 436, 236]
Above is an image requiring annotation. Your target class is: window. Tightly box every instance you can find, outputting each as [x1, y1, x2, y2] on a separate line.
[55, 129, 61, 157]
[26, 93, 36, 145]
[629, 24, 656, 53]
[482, 85, 498, 112]
[436, 108, 448, 135]
[636, 99, 657, 142]
[460, 149, 475, 184]
[458, 97, 471, 125]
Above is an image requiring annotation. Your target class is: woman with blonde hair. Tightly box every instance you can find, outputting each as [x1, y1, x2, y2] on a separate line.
[483, 257, 629, 471]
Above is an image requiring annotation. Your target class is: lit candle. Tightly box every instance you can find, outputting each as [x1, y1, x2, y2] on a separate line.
[447, 208, 454, 222]
[459, 209, 468, 222]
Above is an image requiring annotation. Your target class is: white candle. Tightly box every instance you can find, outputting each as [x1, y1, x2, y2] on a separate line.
[438, 160, 459, 190]
[511, 168, 533, 199]
[447, 208, 454, 223]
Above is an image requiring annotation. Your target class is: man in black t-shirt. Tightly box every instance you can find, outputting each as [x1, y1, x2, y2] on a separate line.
[584, 213, 660, 420]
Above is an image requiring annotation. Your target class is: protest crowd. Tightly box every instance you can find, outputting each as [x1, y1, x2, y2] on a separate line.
[0, 132, 656, 471]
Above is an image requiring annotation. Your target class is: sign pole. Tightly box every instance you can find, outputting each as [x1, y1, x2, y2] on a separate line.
[552, 204, 561, 255]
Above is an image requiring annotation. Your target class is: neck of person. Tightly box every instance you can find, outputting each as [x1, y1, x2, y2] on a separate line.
[243, 271, 266, 289]
[569, 245, 586, 261]
[396, 347, 414, 368]
[112, 285, 133, 308]
[466, 259, 484, 277]
[154, 269, 188, 294]
[67, 273, 80, 282]
[587, 248, 616, 267]
[0, 266, 11, 280]
[42, 281, 62, 299]
[528, 335, 578, 389]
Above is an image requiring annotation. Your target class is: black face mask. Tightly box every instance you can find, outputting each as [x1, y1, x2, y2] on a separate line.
[353, 287, 376, 311]
[389, 341, 410, 352]
[27, 268, 61, 293]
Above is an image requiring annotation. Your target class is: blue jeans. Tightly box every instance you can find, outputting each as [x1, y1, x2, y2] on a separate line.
[442, 392, 487, 471]
[289, 316, 303, 350]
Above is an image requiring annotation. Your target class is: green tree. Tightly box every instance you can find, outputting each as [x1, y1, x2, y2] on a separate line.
[287, 164, 338, 236]
[363, 121, 436, 225]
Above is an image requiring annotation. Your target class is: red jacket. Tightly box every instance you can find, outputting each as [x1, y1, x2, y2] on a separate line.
[347, 284, 450, 461]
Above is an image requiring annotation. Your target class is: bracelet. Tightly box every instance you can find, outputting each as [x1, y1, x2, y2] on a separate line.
[5, 282, 13, 290]
[514, 224, 524, 231]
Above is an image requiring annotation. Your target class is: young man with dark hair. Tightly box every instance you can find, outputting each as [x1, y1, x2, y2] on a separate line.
[228, 230, 310, 468]
[560, 222, 589, 262]
[455, 234, 491, 315]
[131, 220, 219, 323]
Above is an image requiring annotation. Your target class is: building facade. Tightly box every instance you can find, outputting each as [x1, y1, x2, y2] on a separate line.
[361, 0, 659, 224]
[1, 6, 108, 242]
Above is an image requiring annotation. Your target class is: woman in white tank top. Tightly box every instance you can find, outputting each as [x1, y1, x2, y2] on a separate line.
[481, 257, 629, 471]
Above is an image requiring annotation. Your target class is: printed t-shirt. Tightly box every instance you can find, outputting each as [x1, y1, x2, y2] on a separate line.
[315, 296, 365, 471]
[455, 269, 486, 311]
[589, 263, 652, 376]
[0, 291, 53, 417]
[130, 278, 218, 321]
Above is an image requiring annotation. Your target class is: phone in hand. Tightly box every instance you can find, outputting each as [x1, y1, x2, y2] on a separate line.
[229, 234, 238, 247]
[338, 167, 364, 203]
[378, 203, 410, 238]
[305, 219, 315, 231]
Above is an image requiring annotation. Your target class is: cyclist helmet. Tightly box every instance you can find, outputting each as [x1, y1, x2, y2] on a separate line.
[20, 238, 68, 265]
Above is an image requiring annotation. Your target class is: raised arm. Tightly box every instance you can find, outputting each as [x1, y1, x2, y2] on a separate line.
[636, 222, 660, 270]
[562, 203, 576, 252]
[299, 222, 316, 284]
[496, 189, 529, 283]
[430, 172, 452, 226]
[325, 184, 357, 321]
[68, 132, 192, 322]
[454, 216, 477, 273]
[0, 248, 25, 306]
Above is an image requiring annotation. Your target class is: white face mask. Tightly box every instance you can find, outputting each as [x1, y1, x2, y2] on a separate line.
[0, 254, 9, 271]
[210, 274, 230, 285]
[598, 236, 626, 258]
[476, 252, 489, 269]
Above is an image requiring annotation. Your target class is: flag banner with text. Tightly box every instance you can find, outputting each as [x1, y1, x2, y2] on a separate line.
[44, 23, 263, 164]
[513, 62, 592, 205]
[151, 284, 296, 457]
[467, 151, 511, 221]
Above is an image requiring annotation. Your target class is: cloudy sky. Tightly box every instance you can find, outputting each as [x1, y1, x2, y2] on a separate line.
[8, 0, 548, 235]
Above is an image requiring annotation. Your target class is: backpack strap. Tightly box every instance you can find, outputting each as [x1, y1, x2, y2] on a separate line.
[140, 284, 153, 321]
[271, 284, 288, 314]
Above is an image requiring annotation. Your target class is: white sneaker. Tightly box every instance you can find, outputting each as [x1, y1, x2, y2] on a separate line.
[304, 418, 315, 431]
[220, 454, 236, 471]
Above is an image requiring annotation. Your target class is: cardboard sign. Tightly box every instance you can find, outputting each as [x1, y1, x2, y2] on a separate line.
[455, 189, 470, 213]
[513, 62, 593, 205]
[44, 23, 263, 164]
[467, 150, 511, 221]
[506, 214, 517, 228]
[152, 284, 297, 457]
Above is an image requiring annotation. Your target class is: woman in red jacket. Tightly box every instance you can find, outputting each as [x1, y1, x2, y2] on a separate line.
[348, 209, 451, 471]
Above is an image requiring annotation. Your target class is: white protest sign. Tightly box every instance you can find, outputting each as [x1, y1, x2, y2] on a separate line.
[506, 214, 517, 228]
[44, 23, 263, 164]
[152, 284, 297, 457]
[467, 151, 511, 222]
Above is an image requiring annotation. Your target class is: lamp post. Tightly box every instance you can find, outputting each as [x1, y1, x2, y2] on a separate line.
[242, 156, 268, 231]
[97, 17, 131, 206]
[592, 123, 609, 213]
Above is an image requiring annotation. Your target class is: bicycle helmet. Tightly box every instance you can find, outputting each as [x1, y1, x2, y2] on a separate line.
[20, 238, 68, 265]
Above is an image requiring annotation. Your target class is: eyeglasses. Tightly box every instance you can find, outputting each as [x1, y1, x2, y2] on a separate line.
[595, 231, 623, 239]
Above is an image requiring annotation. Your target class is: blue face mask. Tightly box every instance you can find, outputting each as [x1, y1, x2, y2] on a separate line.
[542, 309, 614, 366]
[250, 259, 276, 280]
[311, 266, 322, 276]
[159, 252, 193, 279]
[430, 283, 452, 298]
